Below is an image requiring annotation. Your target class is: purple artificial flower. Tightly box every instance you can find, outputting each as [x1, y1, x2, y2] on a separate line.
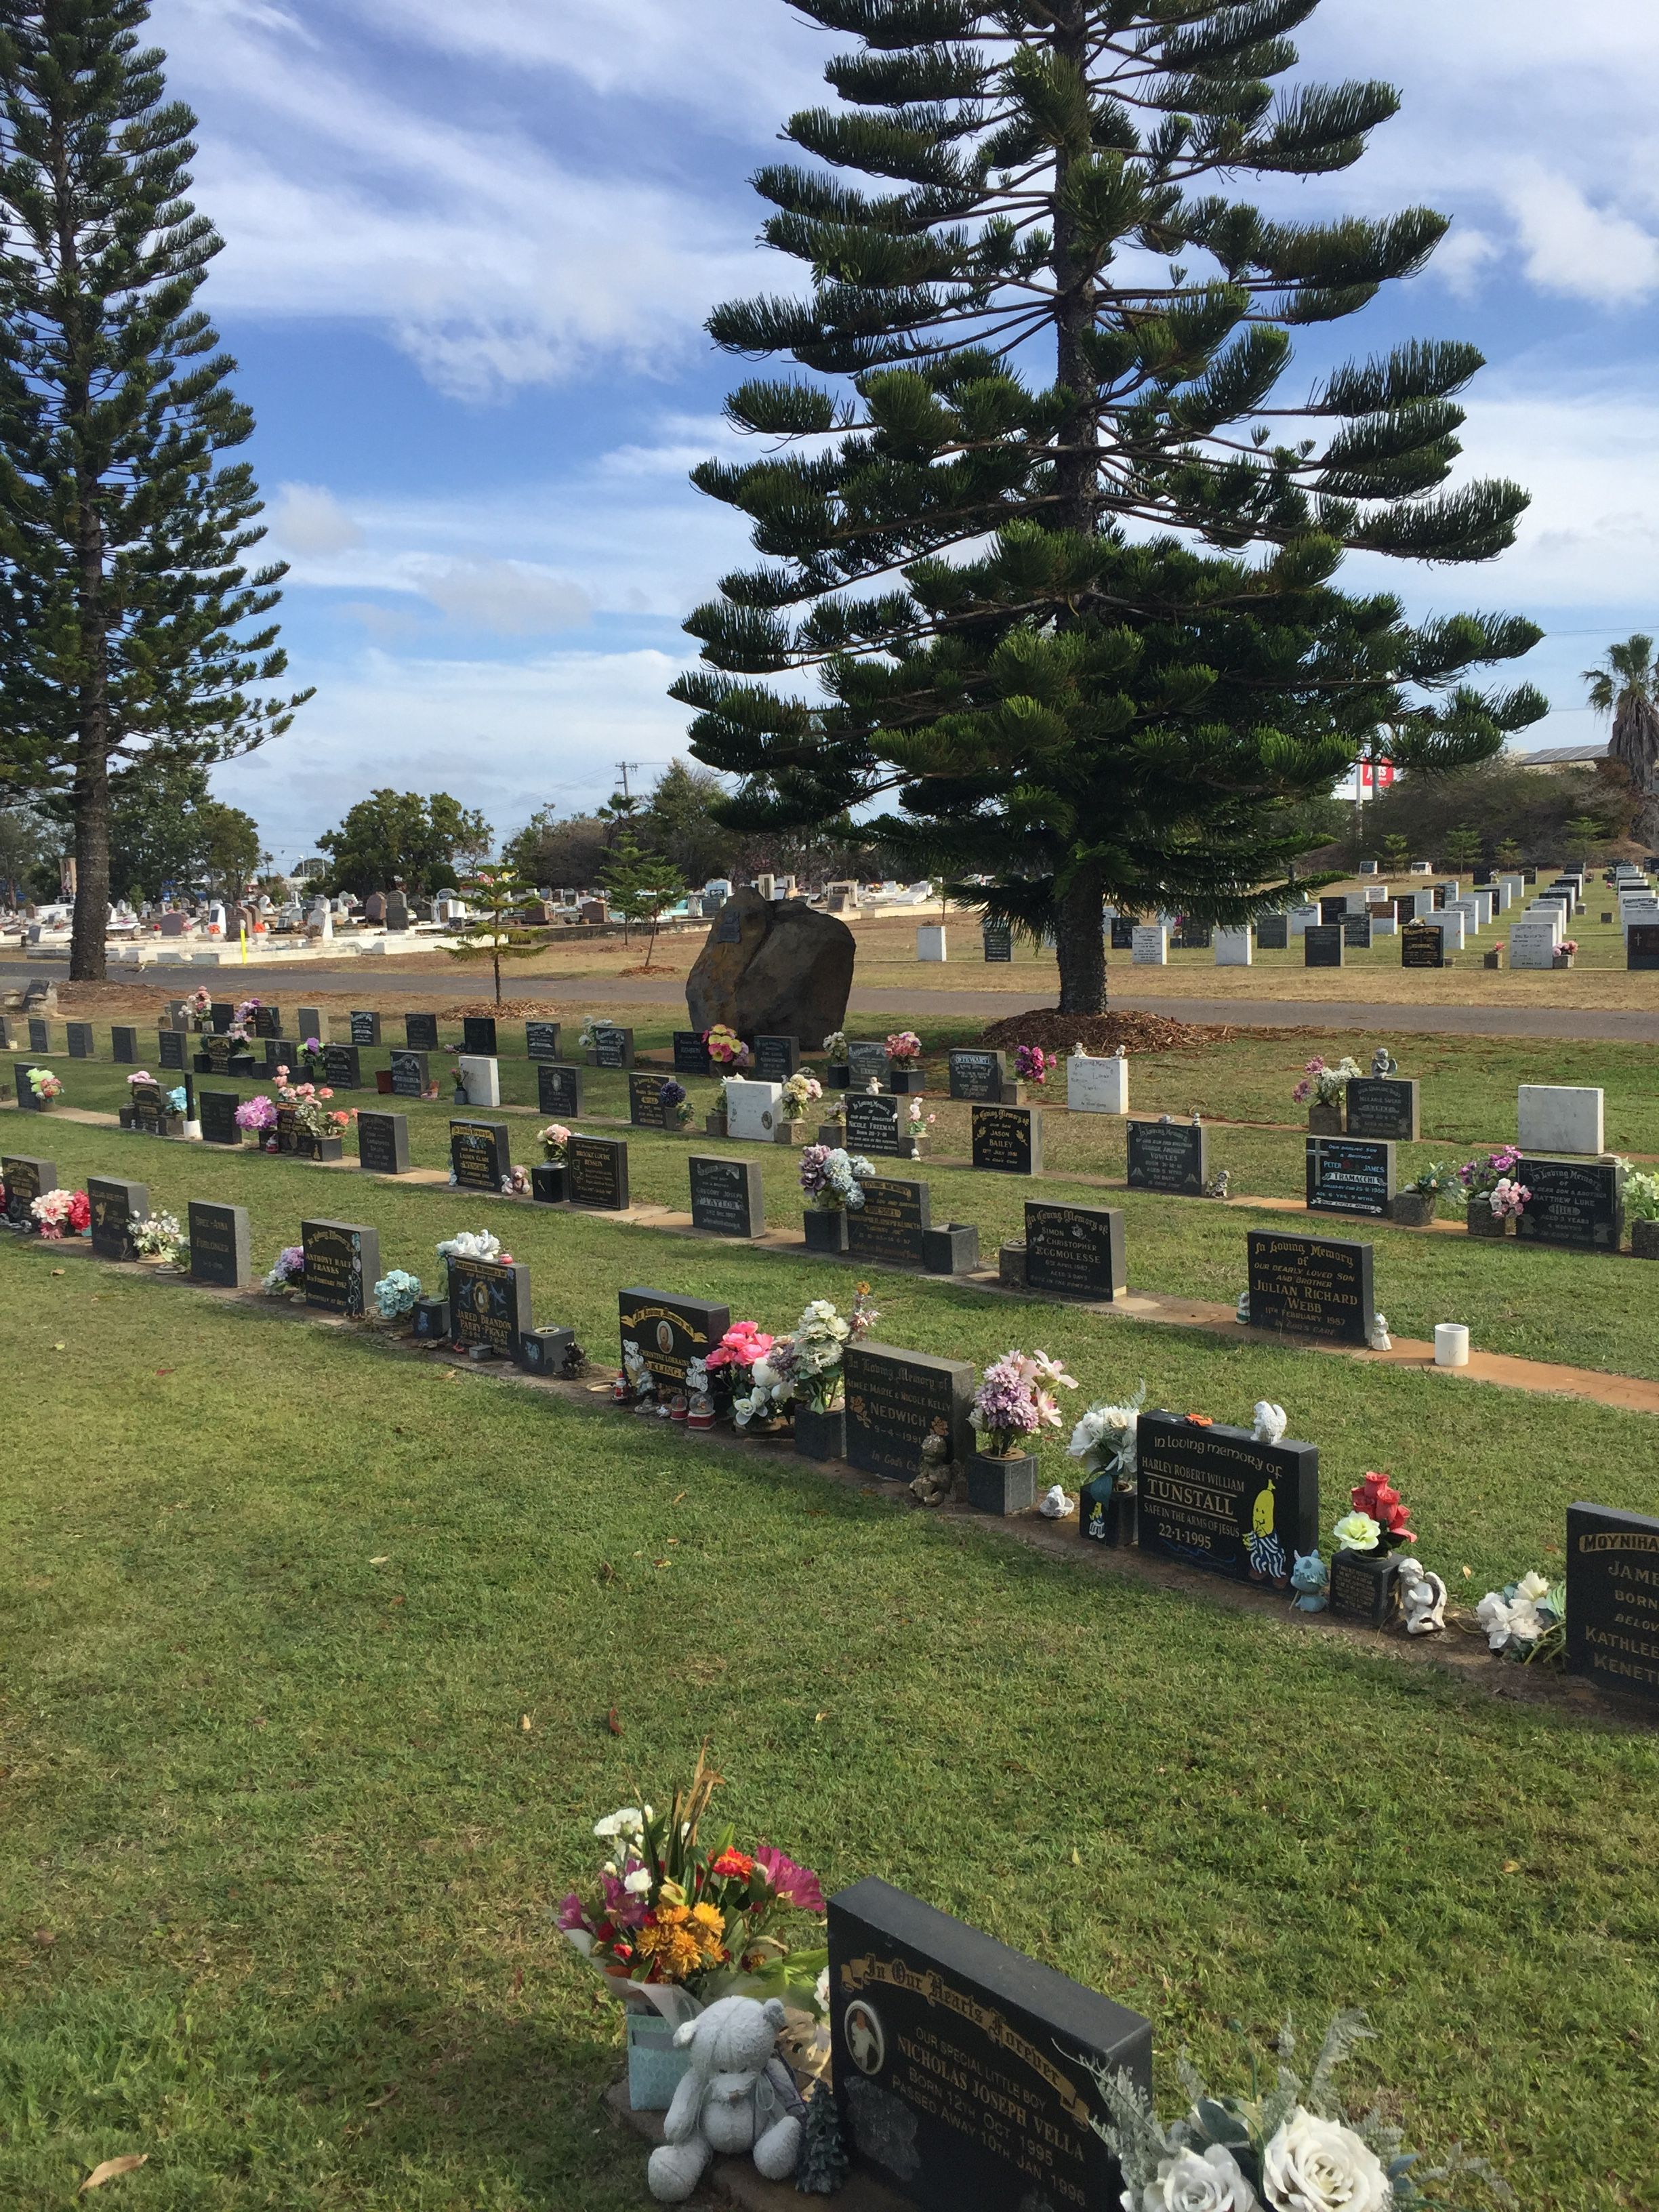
[557, 1892, 590, 1932]
[755, 1845, 825, 1914]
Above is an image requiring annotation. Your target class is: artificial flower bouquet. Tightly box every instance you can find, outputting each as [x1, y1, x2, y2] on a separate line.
[658, 1078, 694, 1129]
[373, 1269, 424, 1323]
[1015, 1043, 1050, 1086]
[1094, 2009, 1512, 2212]
[1292, 1056, 1361, 1109]
[540, 1122, 573, 1162]
[235, 1094, 277, 1140]
[1477, 1570, 1565, 1664]
[272, 1075, 351, 1142]
[780, 1071, 822, 1123]
[437, 1229, 511, 1267]
[820, 1031, 848, 1067]
[885, 1030, 922, 1063]
[799, 1145, 872, 1212]
[1068, 1386, 1145, 1494]
[263, 1246, 306, 1298]
[30, 1187, 89, 1240]
[26, 1066, 62, 1105]
[1458, 1145, 1523, 1201]
[777, 1290, 880, 1414]
[186, 986, 213, 1031]
[703, 1023, 751, 1069]
[131, 1212, 188, 1267]
[1332, 1472, 1416, 1556]
[558, 1751, 826, 2020]
[970, 1349, 1076, 1458]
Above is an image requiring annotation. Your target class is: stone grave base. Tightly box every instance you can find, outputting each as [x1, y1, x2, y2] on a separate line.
[606, 2081, 905, 2212]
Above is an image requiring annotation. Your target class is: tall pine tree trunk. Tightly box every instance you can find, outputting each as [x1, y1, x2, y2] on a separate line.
[70, 492, 111, 982]
[1048, 4, 1106, 1013]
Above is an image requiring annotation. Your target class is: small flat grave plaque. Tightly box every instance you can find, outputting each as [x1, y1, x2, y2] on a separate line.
[1514, 1157, 1622, 1250]
[1401, 923, 1445, 969]
[322, 1043, 361, 1089]
[390, 1049, 430, 1099]
[525, 1020, 562, 1061]
[948, 1049, 1007, 1102]
[672, 1030, 712, 1076]
[1023, 1200, 1125, 1300]
[3, 1153, 55, 1223]
[199, 1090, 243, 1147]
[567, 1134, 629, 1210]
[617, 1288, 730, 1396]
[462, 1015, 498, 1056]
[1126, 1119, 1206, 1194]
[970, 1103, 1041, 1174]
[112, 1025, 139, 1065]
[1135, 1409, 1318, 1589]
[714, 906, 743, 944]
[356, 1109, 411, 1174]
[846, 1176, 928, 1269]
[843, 1343, 972, 1481]
[1566, 1502, 1659, 1705]
[88, 1175, 148, 1260]
[66, 1021, 94, 1059]
[1247, 1229, 1374, 1345]
[301, 1218, 382, 1316]
[752, 1033, 800, 1082]
[589, 1023, 634, 1069]
[628, 1072, 670, 1129]
[405, 1012, 440, 1050]
[448, 1253, 533, 1359]
[827, 1875, 1151, 2212]
[1343, 1077, 1420, 1143]
[537, 1062, 585, 1118]
[1306, 1135, 1395, 1219]
[349, 1010, 382, 1046]
[845, 1092, 908, 1158]
[689, 1154, 765, 1238]
[449, 1116, 510, 1192]
[1256, 914, 1289, 950]
[187, 1200, 251, 1288]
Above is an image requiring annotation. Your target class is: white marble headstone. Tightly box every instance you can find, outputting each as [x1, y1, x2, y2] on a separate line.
[1427, 912, 1466, 951]
[1067, 1053, 1129, 1114]
[1517, 1084, 1603, 1156]
[1507, 921, 1559, 969]
[457, 1054, 501, 1107]
[1131, 925, 1168, 966]
[1213, 926, 1252, 966]
[724, 1078, 785, 1141]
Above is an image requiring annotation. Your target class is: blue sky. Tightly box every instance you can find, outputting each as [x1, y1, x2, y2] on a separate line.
[165, 0, 1659, 867]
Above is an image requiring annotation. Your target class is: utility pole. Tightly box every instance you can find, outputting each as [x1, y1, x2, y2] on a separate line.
[616, 762, 642, 804]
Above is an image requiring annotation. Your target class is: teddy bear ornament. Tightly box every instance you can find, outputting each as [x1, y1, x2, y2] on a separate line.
[648, 1994, 806, 2203]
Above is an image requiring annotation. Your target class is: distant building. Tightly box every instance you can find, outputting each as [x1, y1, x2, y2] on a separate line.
[1511, 741, 1609, 773]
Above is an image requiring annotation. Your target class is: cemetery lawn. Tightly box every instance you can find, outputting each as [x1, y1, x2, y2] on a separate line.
[4, 1223, 1659, 2208]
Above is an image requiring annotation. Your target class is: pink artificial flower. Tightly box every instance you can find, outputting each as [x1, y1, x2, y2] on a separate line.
[754, 1845, 824, 1914]
[557, 1892, 590, 1931]
[318, 1087, 334, 1100]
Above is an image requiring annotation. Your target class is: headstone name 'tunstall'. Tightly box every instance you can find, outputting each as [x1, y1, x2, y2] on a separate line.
[1135, 1408, 1319, 1589]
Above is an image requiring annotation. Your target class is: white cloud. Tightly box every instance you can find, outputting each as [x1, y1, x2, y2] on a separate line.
[410, 560, 592, 635]
[1508, 174, 1659, 306]
[268, 483, 365, 558]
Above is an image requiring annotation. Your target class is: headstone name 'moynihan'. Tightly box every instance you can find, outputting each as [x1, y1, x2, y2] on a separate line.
[828, 1875, 1151, 2212]
[617, 1288, 730, 1397]
[567, 1134, 630, 1210]
[2, 1151, 54, 1223]
[301, 1218, 382, 1316]
[1342, 1076, 1420, 1143]
[842, 1341, 973, 1481]
[1247, 1229, 1375, 1345]
[1135, 1408, 1319, 1589]
[449, 1252, 533, 1360]
[970, 1103, 1041, 1175]
[1023, 1200, 1126, 1300]
[1126, 1118, 1206, 1194]
[89, 1175, 148, 1260]
[537, 1062, 586, 1118]
[356, 1109, 411, 1175]
[188, 1200, 252, 1288]
[1565, 1502, 1659, 1706]
[688, 1154, 766, 1238]
[390, 1050, 430, 1099]
[1305, 1135, 1396, 1219]
[450, 1117, 510, 1193]
[948, 1049, 1008, 1103]
[1513, 1158, 1622, 1250]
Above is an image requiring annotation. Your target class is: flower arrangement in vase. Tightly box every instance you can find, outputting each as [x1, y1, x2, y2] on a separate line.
[706, 1321, 774, 1424]
[1014, 1043, 1050, 1086]
[1459, 1146, 1525, 1237]
[186, 986, 213, 1031]
[798, 1145, 873, 1250]
[262, 1245, 306, 1298]
[271, 1073, 352, 1158]
[780, 1070, 822, 1124]
[884, 1030, 924, 1091]
[234, 1094, 276, 1143]
[131, 1211, 188, 1268]
[24, 1066, 62, 1107]
[966, 1349, 1076, 1515]
[29, 1187, 89, 1240]
[1330, 1471, 1418, 1624]
[372, 1269, 424, 1325]
[703, 1023, 751, 1071]
[1292, 1055, 1361, 1132]
[779, 1288, 879, 1460]
[1069, 1385, 1145, 1547]
[657, 1078, 695, 1130]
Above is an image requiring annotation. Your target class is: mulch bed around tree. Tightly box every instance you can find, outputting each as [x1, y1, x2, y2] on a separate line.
[979, 1006, 1248, 1055]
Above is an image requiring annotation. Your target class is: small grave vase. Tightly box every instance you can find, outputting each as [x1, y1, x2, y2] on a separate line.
[802, 1207, 848, 1253]
[375, 1069, 394, 1094]
[1307, 1101, 1344, 1134]
[794, 1402, 846, 1462]
[1081, 1478, 1136, 1548]
[312, 1136, 345, 1163]
[886, 1065, 924, 1093]
[998, 1240, 1028, 1288]
[1631, 1218, 1659, 1261]
[825, 1061, 850, 1089]
[966, 1449, 1038, 1516]
[703, 1110, 728, 1137]
[1466, 1198, 1511, 1238]
[1328, 1545, 1402, 1629]
[1553, 949, 1574, 968]
[1389, 1191, 1436, 1228]
[531, 1163, 567, 1204]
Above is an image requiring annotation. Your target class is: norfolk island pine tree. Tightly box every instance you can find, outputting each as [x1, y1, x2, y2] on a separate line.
[673, 0, 1547, 1012]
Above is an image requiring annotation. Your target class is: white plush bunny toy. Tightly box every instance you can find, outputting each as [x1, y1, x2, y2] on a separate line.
[647, 1994, 805, 2203]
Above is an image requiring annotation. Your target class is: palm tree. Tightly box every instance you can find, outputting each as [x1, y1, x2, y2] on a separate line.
[1584, 635, 1659, 840]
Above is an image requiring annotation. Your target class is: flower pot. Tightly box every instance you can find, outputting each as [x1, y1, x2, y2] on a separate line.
[794, 1402, 846, 1462]
[1307, 1101, 1344, 1134]
[1553, 951, 1574, 968]
[1328, 1547, 1402, 1629]
[1389, 1191, 1436, 1228]
[825, 1062, 850, 1089]
[312, 1136, 345, 1163]
[1466, 1199, 1510, 1239]
[1080, 1475, 1136, 1548]
[966, 1450, 1038, 1515]
[704, 1111, 728, 1137]
[626, 2011, 692, 2112]
[887, 1065, 924, 1093]
[802, 1207, 848, 1253]
[375, 1069, 394, 1094]
[531, 1163, 568, 1204]
[411, 1296, 451, 1342]
[998, 1240, 1028, 1288]
[815, 1122, 844, 1146]
[779, 1120, 808, 1145]
[1631, 1217, 1659, 1261]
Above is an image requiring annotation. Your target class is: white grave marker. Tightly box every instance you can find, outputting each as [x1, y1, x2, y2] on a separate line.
[1214, 926, 1252, 966]
[457, 1055, 501, 1108]
[1131, 924, 1168, 966]
[1517, 1084, 1604, 1156]
[916, 924, 947, 962]
[1067, 1052, 1130, 1114]
[724, 1078, 785, 1141]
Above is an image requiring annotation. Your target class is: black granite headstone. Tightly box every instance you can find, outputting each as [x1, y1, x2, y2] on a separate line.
[199, 1089, 243, 1147]
[1256, 914, 1289, 950]
[588, 1023, 634, 1069]
[567, 1134, 629, 1209]
[26, 1017, 51, 1052]
[1108, 916, 1137, 951]
[617, 1288, 730, 1396]
[846, 1176, 929, 1269]
[845, 1093, 908, 1159]
[983, 920, 1014, 960]
[1343, 915, 1372, 950]
[405, 1011, 440, 1050]
[356, 1110, 411, 1174]
[112, 1025, 139, 1065]
[88, 1175, 148, 1260]
[158, 1027, 188, 1071]
[1135, 1408, 1318, 1588]
[1304, 924, 1344, 967]
[301, 1218, 382, 1315]
[1343, 1077, 1420, 1143]
[1401, 924, 1443, 968]
[689, 1154, 765, 1238]
[1172, 920, 1212, 950]
[1566, 1501, 1659, 1704]
[525, 1020, 562, 1061]
[187, 1200, 252, 1288]
[449, 1116, 511, 1192]
[462, 1015, 498, 1056]
[12, 1059, 49, 1109]
[752, 1033, 800, 1082]
[827, 1876, 1151, 2212]
[1513, 1157, 1622, 1250]
[672, 1030, 712, 1076]
[1628, 924, 1659, 972]
[843, 1341, 972, 1480]
[948, 1050, 1008, 1103]
[1023, 1201, 1126, 1300]
[66, 1021, 95, 1058]
[1319, 895, 1347, 925]
[628, 1072, 670, 1129]
[3, 1153, 55, 1224]
[1247, 1229, 1374, 1345]
[714, 906, 743, 944]
[846, 1041, 888, 1090]
[447, 1253, 533, 1359]
[253, 1005, 284, 1038]
[297, 1007, 328, 1045]
[348, 1010, 382, 1046]
[209, 1001, 234, 1033]
[390, 1049, 430, 1099]
[970, 1103, 1041, 1174]
[322, 1043, 361, 1089]
[1306, 1135, 1395, 1218]
[537, 1063, 585, 1118]
[1126, 1120, 1206, 1195]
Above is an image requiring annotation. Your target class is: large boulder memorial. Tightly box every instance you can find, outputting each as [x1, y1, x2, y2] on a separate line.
[684, 886, 855, 1052]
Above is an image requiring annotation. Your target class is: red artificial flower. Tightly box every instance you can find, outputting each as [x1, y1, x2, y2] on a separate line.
[711, 1848, 756, 1881]
[1351, 1471, 1416, 1542]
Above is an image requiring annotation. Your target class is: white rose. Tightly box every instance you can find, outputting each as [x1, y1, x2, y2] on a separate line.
[1475, 1592, 1515, 1651]
[1141, 2143, 1260, 2212]
[1261, 2110, 1387, 2212]
[1514, 1570, 1550, 1603]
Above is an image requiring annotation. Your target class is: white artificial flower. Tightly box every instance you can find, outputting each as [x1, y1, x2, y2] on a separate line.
[1261, 2109, 1387, 2212]
[1514, 1569, 1551, 1603]
[1142, 2144, 1260, 2212]
[1476, 1591, 1515, 1650]
[594, 1807, 644, 1839]
[623, 1866, 653, 1895]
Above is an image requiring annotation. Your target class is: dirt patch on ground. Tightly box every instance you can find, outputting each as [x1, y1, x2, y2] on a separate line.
[979, 1007, 1252, 1055]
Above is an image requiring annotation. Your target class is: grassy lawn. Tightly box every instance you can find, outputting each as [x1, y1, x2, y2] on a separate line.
[3, 1240, 1658, 2210]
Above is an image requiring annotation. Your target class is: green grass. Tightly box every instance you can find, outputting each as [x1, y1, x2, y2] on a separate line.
[3, 1242, 1658, 2209]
